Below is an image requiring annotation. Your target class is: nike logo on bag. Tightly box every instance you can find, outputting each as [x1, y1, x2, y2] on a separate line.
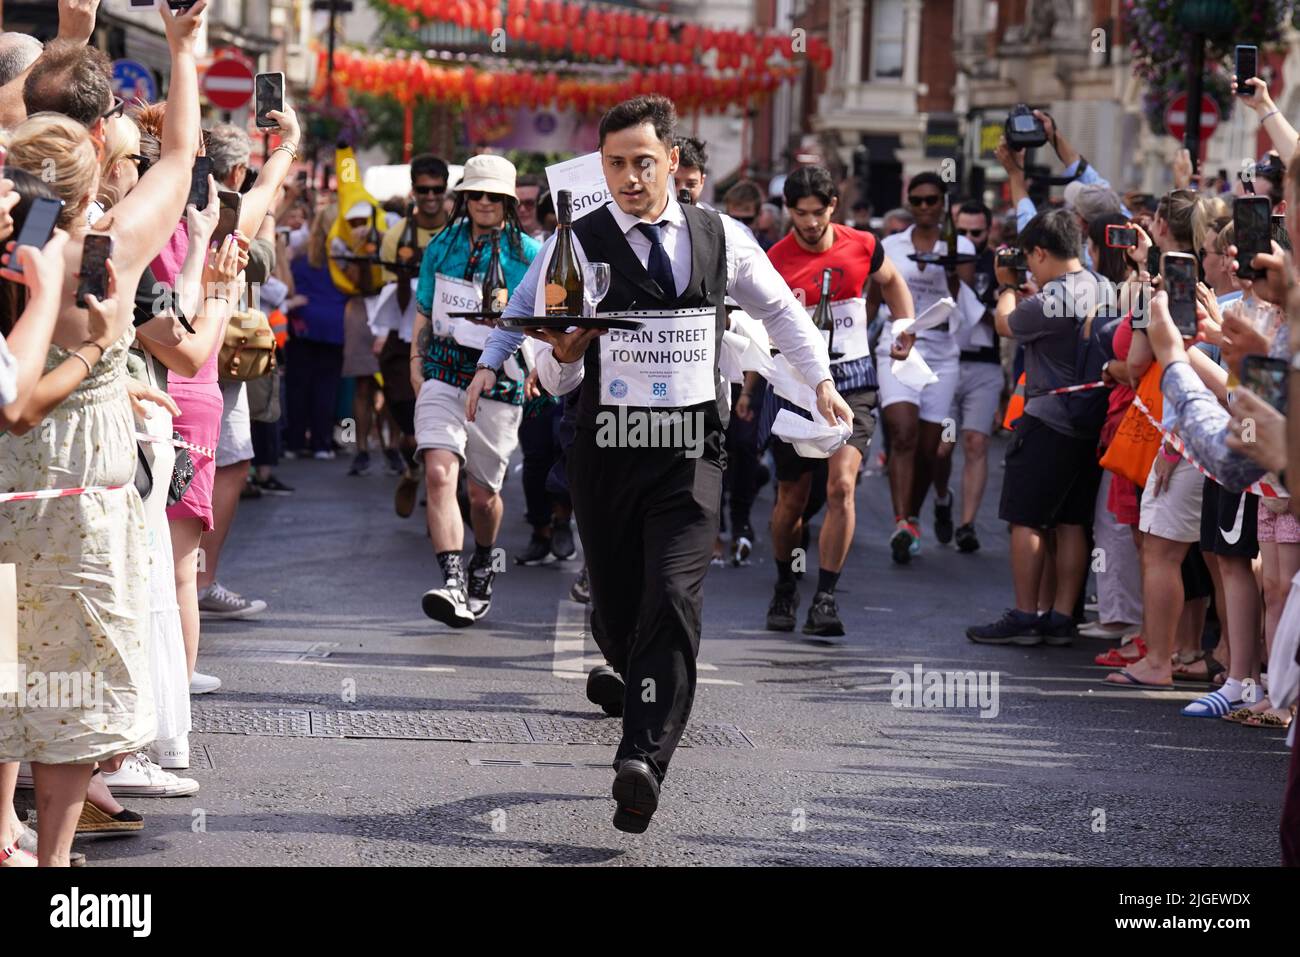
[1220, 495, 1246, 545]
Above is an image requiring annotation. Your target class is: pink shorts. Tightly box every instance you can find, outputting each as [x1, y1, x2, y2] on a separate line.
[1257, 502, 1300, 543]
[166, 383, 222, 532]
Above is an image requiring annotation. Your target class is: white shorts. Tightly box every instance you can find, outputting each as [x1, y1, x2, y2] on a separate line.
[877, 341, 960, 424]
[1138, 457, 1203, 543]
[215, 380, 253, 468]
[414, 377, 522, 493]
[950, 361, 1005, 436]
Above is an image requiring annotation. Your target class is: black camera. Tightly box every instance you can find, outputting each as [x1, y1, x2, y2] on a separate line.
[996, 247, 1027, 273]
[1004, 104, 1048, 150]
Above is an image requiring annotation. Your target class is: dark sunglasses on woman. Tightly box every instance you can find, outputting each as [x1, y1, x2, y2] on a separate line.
[127, 154, 152, 175]
[464, 191, 506, 204]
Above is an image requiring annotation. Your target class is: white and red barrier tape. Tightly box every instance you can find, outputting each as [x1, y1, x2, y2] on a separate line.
[1, 434, 212, 505]
[1047, 380, 1107, 395]
[134, 432, 215, 460]
[1130, 394, 1289, 499]
[0, 484, 127, 504]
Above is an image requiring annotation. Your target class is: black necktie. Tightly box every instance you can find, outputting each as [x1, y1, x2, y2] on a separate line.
[635, 221, 676, 299]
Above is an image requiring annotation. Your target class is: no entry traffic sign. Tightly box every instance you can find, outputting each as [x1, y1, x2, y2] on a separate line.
[202, 57, 255, 111]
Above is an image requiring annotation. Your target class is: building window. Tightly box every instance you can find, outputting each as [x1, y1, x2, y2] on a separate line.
[871, 0, 905, 79]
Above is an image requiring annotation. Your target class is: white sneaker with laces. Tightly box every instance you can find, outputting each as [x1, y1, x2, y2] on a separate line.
[99, 753, 199, 797]
[149, 735, 190, 770]
[198, 582, 267, 619]
[421, 581, 476, 628]
[189, 671, 222, 695]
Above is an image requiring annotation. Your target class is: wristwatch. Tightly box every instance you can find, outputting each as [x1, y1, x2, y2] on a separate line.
[476, 363, 498, 376]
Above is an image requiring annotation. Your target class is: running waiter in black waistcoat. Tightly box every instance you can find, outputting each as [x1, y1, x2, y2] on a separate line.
[467, 96, 846, 833]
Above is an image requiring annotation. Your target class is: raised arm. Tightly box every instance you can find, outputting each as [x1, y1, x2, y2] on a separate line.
[1242, 77, 1300, 155]
[105, 0, 206, 273]
[238, 107, 302, 237]
[0, 233, 69, 430]
[141, 233, 241, 379]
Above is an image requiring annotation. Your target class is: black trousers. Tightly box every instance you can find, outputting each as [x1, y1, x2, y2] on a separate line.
[723, 382, 761, 535]
[567, 427, 724, 781]
[284, 337, 343, 454]
[518, 400, 568, 529]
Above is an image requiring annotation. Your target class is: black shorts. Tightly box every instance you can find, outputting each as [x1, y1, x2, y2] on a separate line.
[999, 414, 1102, 529]
[770, 389, 877, 483]
[1199, 479, 1259, 558]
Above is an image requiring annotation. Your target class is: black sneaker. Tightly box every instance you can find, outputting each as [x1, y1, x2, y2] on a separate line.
[966, 608, 1042, 645]
[802, 590, 844, 642]
[550, 520, 576, 561]
[570, 566, 591, 604]
[466, 555, 496, 619]
[766, 583, 799, 632]
[889, 524, 914, 565]
[1037, 610, 1075, 646]
[348, 451, 372, 476]
[255, 475, 294, 495]
[383, 448, 404, 476]
[955, 523, 980, 553]
[934, 498, 954, 545]
[422, 580, 475, 628]
[516, 533, 554, 566]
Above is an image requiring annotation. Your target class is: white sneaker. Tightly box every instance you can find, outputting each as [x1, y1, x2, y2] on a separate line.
[99, 752, 199, 797]
[149, 735, 190, 770]
[190, 671, 222, 695]
[1078, 621, 1139, 640]
[198, 582, 267, 619]
[421, 581, 476, 628]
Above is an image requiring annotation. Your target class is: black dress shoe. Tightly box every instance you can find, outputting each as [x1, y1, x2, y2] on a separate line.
[586, 665, 624, 717]
[611, 758, 660, 834]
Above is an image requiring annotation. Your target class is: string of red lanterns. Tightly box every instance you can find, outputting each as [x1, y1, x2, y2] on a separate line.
[317, 48, 801, 115]
[369, 0, 833, 71]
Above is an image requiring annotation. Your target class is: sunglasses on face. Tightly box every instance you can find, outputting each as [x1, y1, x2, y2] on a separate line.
[956, 228, 985, 238]
[127, 153, 151, 175]
[464, 191, 506, 204]
[908, 194, 941, 207]
[413, 184, 446, 196]
[101, 96, 126, 121]
[518, 198, 538, 209]
[732, 214, 756, 226]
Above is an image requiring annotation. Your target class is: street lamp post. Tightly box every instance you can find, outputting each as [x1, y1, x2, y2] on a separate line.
[1178, 0, 1241, 175]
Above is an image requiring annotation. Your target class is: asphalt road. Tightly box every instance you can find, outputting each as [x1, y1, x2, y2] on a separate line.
[67, 431, 1291, 866]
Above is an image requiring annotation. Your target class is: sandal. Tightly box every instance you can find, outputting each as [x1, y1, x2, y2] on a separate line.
[76, 801, 144, 834]
[0, 843, 37, 867]
[1240, 710, 1294, 730]
[1095, 637, 1148, 667]
[1104, 668, 1173, 688]
[1221, 706, 1258, 724]
[1172, 652, 1227, 684]
[1181, 689, 1242, 717]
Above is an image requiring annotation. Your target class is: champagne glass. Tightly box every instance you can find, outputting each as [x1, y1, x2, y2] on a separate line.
[583, 261, 611, 319]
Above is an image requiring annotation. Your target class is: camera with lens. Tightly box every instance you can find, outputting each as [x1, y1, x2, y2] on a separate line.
[1004, 104, 1048, 150]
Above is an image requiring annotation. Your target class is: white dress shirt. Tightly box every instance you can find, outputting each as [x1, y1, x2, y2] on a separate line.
[511, 195, 831, 398]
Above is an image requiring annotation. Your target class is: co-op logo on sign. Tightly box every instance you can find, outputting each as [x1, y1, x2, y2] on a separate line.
[608, 378, 628, 399]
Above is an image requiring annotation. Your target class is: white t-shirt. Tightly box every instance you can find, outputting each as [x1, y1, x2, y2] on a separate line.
[881, 225, 980, 362]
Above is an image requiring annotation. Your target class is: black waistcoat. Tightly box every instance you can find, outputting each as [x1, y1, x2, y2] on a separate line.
[570, 202, 729, 436]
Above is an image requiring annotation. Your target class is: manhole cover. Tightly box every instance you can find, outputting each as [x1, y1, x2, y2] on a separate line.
[311, 710, 531, 743]
[192, 708, 311, 736]
[192, 707, 753, 747]
[198, 639, 334, 662]
[524, 716, 753, 748]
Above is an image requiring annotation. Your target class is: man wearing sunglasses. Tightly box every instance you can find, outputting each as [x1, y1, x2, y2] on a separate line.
[379, 154, 451, 515]
[931, 200, 1002, 555]
[873, 171, 982, 564]
[516, 174, 544, 239]
[411, 154, 541, 628]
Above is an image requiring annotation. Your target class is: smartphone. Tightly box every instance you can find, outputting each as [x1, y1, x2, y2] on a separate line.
[213, 190, 241, 247]
[1146, 245, 1161, 278]
[1105, 224, 1138, 249]
[188, 156, 212, 210]
[255, 73, 284, 130]
[76, 234, 113, 309]
[1240, 354, 1288, 412]
[1162, 251, 1199, 337]
[1236, 45, 1258, 97]
[1235, 195, 1272, 280]
[8, 197, 64, 274]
